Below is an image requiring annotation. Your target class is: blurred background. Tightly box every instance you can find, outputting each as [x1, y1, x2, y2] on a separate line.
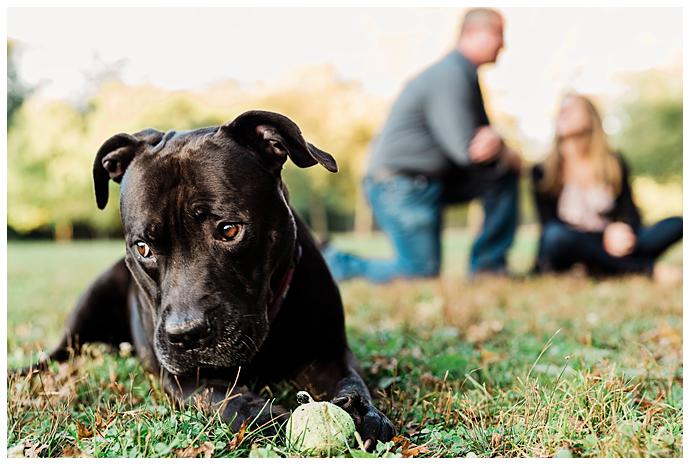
[7, 7, 682, 241]
[6, 9, 684, 457]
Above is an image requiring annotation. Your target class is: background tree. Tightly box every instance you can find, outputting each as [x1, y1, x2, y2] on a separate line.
[7, 40, 31, 126]
[7, 65, 682, 240]
[612, 67, 682, 181]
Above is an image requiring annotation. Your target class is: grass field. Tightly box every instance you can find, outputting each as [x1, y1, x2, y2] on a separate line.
[6, 229, 683, 457]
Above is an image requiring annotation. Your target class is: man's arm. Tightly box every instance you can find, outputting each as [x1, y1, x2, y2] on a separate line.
[425, 68, 519, 171]
[424, 69, 479, 166]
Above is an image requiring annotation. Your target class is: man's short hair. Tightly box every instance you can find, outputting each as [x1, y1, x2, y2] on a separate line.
[459, 8, 502, 36]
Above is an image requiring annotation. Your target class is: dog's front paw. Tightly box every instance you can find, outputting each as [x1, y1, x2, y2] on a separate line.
[331, 393, 396, 451]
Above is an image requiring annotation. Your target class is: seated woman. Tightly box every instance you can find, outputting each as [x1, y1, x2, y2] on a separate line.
[531, 92, 682, 277]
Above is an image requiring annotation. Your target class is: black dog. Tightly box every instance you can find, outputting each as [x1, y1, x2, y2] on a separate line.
[23, 110, 395, 449]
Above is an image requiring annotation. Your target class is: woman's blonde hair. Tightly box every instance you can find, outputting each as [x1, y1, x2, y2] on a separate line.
[539, 93, 622, 196]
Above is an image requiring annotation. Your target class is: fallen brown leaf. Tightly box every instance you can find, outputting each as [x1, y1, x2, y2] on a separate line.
[62, 445, 92, 457]
[176, 441, 215, 458]
[491, 432, 503, 448]
[465, 320, 503, 345]
[480, 349, 503, 365]
[93, 411, 118, 436]
[76, 421, 94, 439]
[369, 355, 398, 375]
[392, 435, 429, 458]
[227, 418, 251, 450]
[405, 444, 430, 457]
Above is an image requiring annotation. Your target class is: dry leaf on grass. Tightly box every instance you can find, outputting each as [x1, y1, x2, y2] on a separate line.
[76, 421, 94, 439]
[368, 355, 398, 375]
[419, 372, 443, 386]
[93, 411, 118, 436]
[61, 445, 92, 457]
[480, 349, 503, 365]
[465, 320, 504, 344]
[642, 321, 682, 350]
[392, 435, 430, 457]
[491, 432, 503, 448]
[175, 441, 215, 458]
[226, 418, 250, 450]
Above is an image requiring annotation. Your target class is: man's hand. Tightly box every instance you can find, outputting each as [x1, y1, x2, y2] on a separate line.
[469, 125, 503, 164]
[603, 222, 637, 257]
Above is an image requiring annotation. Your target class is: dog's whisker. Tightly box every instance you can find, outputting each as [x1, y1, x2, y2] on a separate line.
[238, 338, 252, 355]
[241, 333, 259, 352]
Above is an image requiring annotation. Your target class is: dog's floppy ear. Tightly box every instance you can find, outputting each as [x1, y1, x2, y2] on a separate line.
[93, 128, 164, 209]
[220, 110, 338, 173]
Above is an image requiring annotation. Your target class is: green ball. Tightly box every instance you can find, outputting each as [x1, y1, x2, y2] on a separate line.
[286, 391, 356, 456]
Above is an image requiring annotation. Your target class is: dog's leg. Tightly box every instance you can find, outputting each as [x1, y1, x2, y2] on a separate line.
[18, 258, 133, 373]
[296, 349, 396, 450]
[162, 374, 289, 436]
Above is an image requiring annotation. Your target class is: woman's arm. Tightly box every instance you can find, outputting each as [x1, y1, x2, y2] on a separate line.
[611, 154, 642, 231]
[531, 164, 559, 226]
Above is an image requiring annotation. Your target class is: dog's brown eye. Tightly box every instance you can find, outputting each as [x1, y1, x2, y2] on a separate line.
[218, 223, 241, 241]
[135, 241, 152, 258]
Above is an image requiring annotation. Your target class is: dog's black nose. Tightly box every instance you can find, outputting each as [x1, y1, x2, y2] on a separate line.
[165, 311, 210, 349]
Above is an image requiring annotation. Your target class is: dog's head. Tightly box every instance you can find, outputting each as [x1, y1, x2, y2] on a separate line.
[93, 110, 337, 375]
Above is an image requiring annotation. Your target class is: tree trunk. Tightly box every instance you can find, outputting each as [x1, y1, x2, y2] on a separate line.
[54, 220, 73, 242]
[309, 197, 328, 239]
[353, 187, 373, 236]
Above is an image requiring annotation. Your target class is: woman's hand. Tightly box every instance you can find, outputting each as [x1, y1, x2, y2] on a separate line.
[603, 222, 636, 257]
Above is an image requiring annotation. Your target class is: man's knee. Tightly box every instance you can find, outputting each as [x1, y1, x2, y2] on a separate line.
[481, 168, 519, 206]
[377, 207, 441, 279]
[492, 167, 519, 192]
[417, 257, 441, 277]
[400, 257, 441, 278]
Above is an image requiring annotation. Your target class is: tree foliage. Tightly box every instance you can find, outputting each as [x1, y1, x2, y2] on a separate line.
[7, 40, 31, 125]
[8, 69, 387, 236]
[613, 67, 682, 181]
[7, 64, 681, 238]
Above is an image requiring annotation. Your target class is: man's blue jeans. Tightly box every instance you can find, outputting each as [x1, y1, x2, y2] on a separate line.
[324, 168, 519, 282]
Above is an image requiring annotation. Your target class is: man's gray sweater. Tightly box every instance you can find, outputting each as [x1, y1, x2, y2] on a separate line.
[367, 50, 490, 179]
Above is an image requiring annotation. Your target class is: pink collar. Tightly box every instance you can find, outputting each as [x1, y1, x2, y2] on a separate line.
[267, 244, 302, 322]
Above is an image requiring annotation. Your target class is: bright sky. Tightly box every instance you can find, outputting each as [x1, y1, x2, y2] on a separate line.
[7, 7, 682, 145]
